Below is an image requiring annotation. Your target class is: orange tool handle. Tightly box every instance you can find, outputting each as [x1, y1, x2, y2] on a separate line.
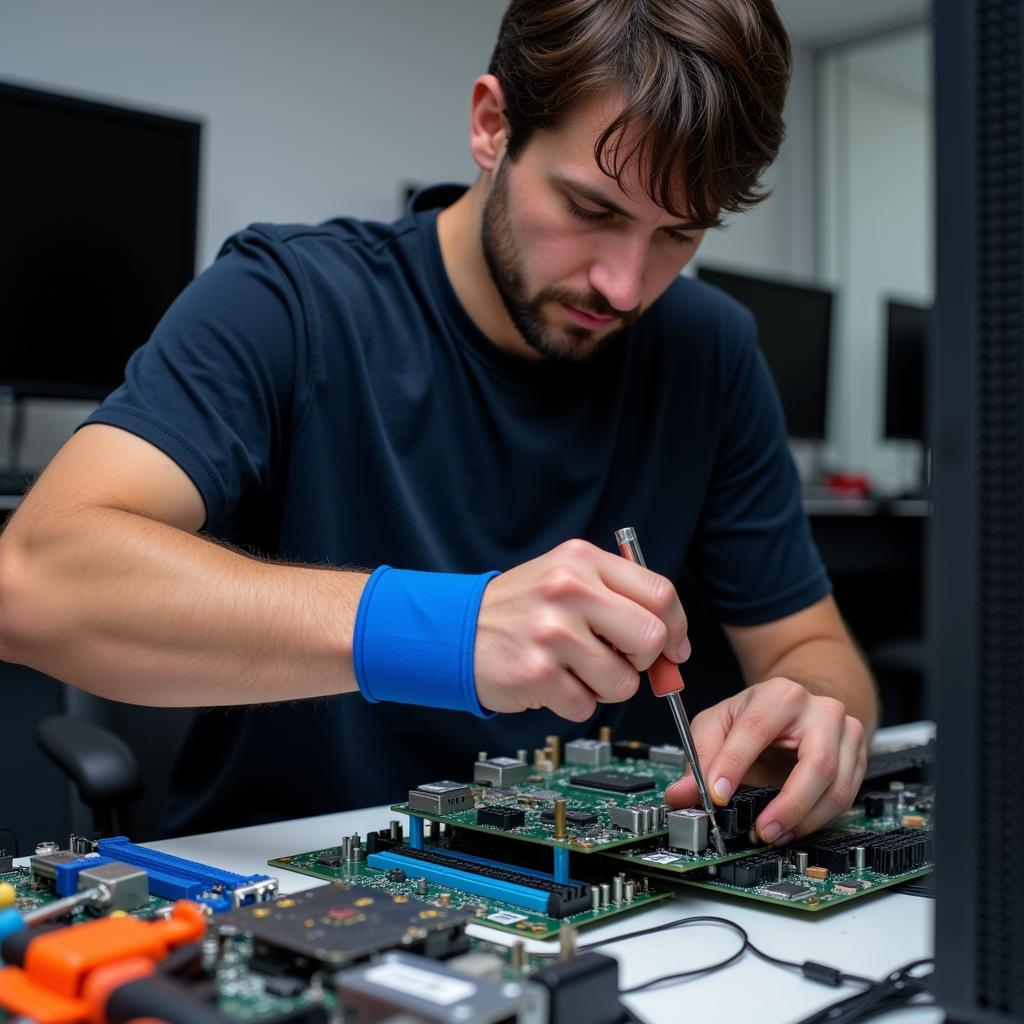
[648, 653, 685, 697]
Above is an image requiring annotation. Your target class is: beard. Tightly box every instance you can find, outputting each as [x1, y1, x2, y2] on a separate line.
[480, 159, 640, 364]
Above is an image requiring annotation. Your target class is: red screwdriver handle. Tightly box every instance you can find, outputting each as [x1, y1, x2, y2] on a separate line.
[648, 653, 685, 696]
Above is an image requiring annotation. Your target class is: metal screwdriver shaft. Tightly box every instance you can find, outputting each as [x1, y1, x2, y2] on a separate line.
[614, 527, 727, 857]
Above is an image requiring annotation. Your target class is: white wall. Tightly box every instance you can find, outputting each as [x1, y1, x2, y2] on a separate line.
[818, 27, 933, 492]
[0, 0, 816, 469]
[696, 43, 817, 280]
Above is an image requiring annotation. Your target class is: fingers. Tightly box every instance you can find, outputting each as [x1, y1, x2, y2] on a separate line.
[588, 546, 690, 663]
[664, 704, 731, 808]
[695, 679, 808, 808]
[756, 715, 867, 844]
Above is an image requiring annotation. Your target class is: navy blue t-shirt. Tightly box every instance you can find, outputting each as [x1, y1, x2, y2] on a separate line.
[83, 185, 830, 835]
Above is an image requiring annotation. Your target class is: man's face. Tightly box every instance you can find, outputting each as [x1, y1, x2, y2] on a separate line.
[480, 94, 706, 363]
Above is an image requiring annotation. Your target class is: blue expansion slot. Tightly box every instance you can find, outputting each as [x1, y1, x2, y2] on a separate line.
[368, 850, 553, 914]
[97, 837, 277, 912]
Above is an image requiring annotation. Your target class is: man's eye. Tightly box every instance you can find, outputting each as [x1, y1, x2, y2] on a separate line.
[663, 229, 695, 247]
[567, 199, 611, 224]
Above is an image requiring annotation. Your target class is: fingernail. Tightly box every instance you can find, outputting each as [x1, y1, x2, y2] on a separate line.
[713, 777, 733, 802]
[773, 832, 794, 847]
[676, 636, 692, 662]
[761, 821, 781, 842]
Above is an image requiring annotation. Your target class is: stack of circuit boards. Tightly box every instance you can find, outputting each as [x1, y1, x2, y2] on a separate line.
[271, 736, 934, 925]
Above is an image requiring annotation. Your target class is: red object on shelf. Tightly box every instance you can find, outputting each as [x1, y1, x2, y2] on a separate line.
[823, 472, 872, 498]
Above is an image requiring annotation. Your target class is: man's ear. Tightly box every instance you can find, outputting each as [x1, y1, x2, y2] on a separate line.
[468, 74, 509, 173]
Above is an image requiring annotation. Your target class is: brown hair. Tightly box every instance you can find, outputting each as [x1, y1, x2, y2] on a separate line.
[488, 0, 791, 228]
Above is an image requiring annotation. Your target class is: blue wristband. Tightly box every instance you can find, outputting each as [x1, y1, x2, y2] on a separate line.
[353, 566, 500, 718]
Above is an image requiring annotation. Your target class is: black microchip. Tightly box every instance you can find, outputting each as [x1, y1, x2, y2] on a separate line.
[223, 883, 472, 973]
[541, 809, 598, 827]
[263, 976, 305, 998]
[385, 868, 407, 883]
[316, 854, 342, 868]
[0, 855, 12, 873]
[569, 771, 656, 794]
[476, 805, 527, 829]
[761, 881, 816, 901]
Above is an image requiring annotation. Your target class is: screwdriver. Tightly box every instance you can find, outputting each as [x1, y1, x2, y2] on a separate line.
[614, 527, 727, 857]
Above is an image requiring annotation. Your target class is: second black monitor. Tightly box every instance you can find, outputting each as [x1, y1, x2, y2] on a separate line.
[697, 266, 832, 440]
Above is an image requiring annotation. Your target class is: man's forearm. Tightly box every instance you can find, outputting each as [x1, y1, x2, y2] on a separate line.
[0, 504, 367, 707]
[761, 636, 879, 737]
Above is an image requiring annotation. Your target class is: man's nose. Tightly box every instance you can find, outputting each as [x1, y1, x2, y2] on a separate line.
[587, 236, 648, 313]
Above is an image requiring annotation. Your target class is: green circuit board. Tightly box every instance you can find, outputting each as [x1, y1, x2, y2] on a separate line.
[0, 866, 172, 921]
[392, 754, 691, 854]
[675, 862, 932, 912]
[604, 806, 933, 877]
[268, 847, 671, 940]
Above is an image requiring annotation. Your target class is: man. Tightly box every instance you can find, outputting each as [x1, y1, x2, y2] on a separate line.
[0, 0, 876, 843]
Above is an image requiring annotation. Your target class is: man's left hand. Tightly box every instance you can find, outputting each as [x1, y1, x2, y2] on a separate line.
[664, 677, 868, 846]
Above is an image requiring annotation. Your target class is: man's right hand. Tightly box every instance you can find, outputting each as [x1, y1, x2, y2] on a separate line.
[473, 539, 690, 721]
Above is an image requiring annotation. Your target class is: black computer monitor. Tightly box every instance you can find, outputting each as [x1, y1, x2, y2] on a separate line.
[697, 266, 832, 440]
[884, 300, 930, 442]
[932, 0, 1024, 1019]
[0, 82, 200, 399]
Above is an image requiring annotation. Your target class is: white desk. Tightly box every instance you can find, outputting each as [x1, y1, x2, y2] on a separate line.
[144, 723, 938, 1024]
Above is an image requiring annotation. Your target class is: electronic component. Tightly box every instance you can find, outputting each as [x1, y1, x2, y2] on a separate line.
[761, 881, 816, 901]
[540, 808, 598, 828]
[718, 851, 786, 888]
[568, 771, 655, 794]
[385, 869, 407, 883]
[96, 836, 277, 912]
[222, 883, 472, 974]
[476, 806, 526, 830]
[76, 862, 148, 912]
[366, 847, 592, 918]
[864, 792, 898, 818]
[667, 808, 708, 852]
[612, 740, 650, 760]
[805, 866, 829, 881]
[563, 739, 612, 767]
[833, 878, 872, 894]
[648, 744, 686, 768]
[531, 951, 623, 1024]
[0, 855, 11, 874]
[474, 758, 529, 787]
[609, 804, 667, 835]
[901, 815, 926, 828]
[794, 851, 810, 874]
[318, 854, 342, 867]
[409, 782, 474, 816]
[334, 950, 545, 1024]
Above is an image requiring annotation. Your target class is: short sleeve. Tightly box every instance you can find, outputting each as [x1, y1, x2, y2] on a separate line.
[80, 227, 311, 529]
[691, 305, 831, 625]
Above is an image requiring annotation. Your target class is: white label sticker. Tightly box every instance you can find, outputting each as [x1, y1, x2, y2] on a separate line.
[362, 963, 475, 1005]
[642, 852, 683, 864]
[487, 910, 529, 925]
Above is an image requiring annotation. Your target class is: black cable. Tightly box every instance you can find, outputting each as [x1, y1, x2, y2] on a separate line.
[541, 909, 932, 1022]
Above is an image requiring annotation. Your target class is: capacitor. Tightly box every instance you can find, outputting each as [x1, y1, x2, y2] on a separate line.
[553, 799, 568, 840]
[591, 886, 601, 911]
[429, 820, 441, 842]
[795, 851, 810, 875]
[438, 893, 451, 907]
[600, 883, 611, 907]
[612, 876, 624, 903]
[625, 881, 635, 902]
[511, 941, 527, 972]
[417, 877, 428, 896]
[517, 749, 529, 763]
[559, 922, 577, 960]
[546, 735, 561, 770]
[342, 837, 352, 860]
[389, 820, 401, 841]
[599, 726, 612, 743]
[478, 751, 488, 763]
[854, 846, 866, 870]
[34, 841, 59, 856]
